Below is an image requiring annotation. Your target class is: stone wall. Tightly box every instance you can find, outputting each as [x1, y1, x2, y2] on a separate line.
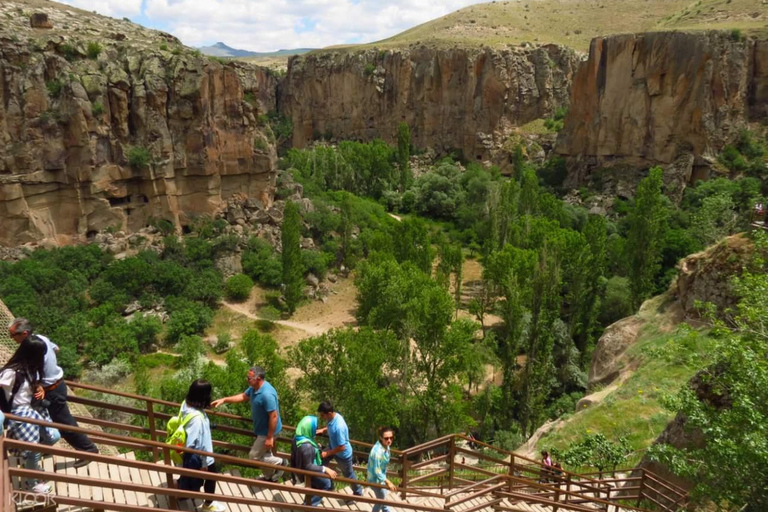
[279, 45, 582, 164]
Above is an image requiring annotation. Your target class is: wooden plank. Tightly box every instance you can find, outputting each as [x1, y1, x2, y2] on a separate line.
[106, 461, 126, 504]
[75, 460, 91, 501]
[116, 460, 139, 506]
[88, 459, 104, 504]
[147, 462, 170, 509]
[95, 461, 115, 504]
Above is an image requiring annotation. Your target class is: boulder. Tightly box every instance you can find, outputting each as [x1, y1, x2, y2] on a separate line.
[30, 13, 53, 29]
[588, 316, 644, 387]
[306, 273, 320, 288]
[300, 237, 315, 250]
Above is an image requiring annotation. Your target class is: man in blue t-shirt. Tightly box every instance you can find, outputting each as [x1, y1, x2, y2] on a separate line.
[317, 400, 362, 496]
[212, 365, 287, 481]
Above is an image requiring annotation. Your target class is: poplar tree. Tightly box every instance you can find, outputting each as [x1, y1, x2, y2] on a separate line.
[281, 201, 304, 315]
[397, 122, 412, 191]
[626, 167, 669, 309]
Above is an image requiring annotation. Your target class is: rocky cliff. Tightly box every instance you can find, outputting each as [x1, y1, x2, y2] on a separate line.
[0, 2, 279, 246]
[557, 31, 768, 201]
[279, 46, 582, 164]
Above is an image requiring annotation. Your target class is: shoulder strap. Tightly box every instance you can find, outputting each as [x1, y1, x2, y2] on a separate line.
[178, 407, 202, 429]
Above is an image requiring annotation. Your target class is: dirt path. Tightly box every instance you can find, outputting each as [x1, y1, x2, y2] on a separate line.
[222, 301, 328, 336]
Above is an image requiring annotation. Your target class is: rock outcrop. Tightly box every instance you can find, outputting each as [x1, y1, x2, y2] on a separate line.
[674, 234, 754, 317]
[280, 46, 582, 164]
[557, 31, 768, 201]
[0, 1, 278, 246]
[588, 316, 644, 387]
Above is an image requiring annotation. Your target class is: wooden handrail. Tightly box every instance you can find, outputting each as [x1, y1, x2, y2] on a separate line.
[444, 474, 501, 498]
[59, 380, 689, 510]
[2, 414, 441, 501]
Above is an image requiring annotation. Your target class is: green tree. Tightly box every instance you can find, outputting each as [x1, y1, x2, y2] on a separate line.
[281, 201, 304, 314]
[650, 234, 768, 509]
[625, 167, 669, 308]
[557, 433, 631, 473]
[225, 274, 254, 302]
[691, 192, 738, 247]
[291, 327, 402, 440]
[397, 122, 412, 191]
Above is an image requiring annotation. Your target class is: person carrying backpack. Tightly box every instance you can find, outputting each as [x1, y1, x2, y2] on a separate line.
[173, 380, 226, 512]
[0, 336, 60, 494]
[290, 415, 338, 506]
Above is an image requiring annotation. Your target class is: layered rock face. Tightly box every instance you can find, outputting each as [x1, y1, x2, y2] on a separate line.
[557, 31, 768, 201]
[280, 46, 581, 163]
[0, 3, 278, 246]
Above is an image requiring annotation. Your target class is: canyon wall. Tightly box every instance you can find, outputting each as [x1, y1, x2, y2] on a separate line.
[279, 46, 582, 163]
[0, 3, 279, 246]
[556, 31, 768, 201]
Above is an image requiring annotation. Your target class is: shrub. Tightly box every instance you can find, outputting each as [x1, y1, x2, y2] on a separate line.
[244, 92, 257, 107]
[59, 43, 79, 61]
[242, 238, 283, 287]
[91, 101, 104, 116]
[363, 63, 375, 77]
[731, 29, 742, 41]
[46, 79, 63, 98]
[126, 146, 151, 168]
[86, 41, 102, 59]
[159, 43, 168, 51]
[213, 332, 232, 354]
[301, 250, 330, 279]
[225, 273, 254, 302]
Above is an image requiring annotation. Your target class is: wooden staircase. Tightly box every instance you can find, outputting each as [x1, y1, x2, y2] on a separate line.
[5, 450, 642, 512]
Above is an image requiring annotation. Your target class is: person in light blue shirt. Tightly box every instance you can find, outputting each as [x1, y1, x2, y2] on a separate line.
[367, 427, 398, 512]
[177, 380, 226, 512]
[211, 366, 287, 481]
[317, 400, 362, 496]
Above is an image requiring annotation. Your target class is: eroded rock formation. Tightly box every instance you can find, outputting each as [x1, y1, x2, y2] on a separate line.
[280, 46, 582, 164]
[0, 2, 278, 246]
[557, 31, 768, 201]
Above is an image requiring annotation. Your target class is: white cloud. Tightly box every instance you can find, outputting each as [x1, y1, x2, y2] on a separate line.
[58, 0, 143, 18]
[58, 0, 489, 52]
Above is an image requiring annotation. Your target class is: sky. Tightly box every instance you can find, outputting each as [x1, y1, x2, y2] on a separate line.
[57, 0, 490, 52]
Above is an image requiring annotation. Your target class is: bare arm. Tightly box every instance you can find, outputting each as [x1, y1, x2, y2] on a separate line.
[211, 392, 248, 408]
[321, 444, 347, 459]
[265, 410, 278, 450]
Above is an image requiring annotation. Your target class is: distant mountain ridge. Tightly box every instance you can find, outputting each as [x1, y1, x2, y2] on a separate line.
[198, 42, 313, 58]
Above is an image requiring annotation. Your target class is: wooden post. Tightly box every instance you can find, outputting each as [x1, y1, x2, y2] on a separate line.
[553, 481, 560, 512]
[564, 473, 571, 504]
[507, 454, 515, 493]
[636, 470, 646, 507]
[147, 401, 158, 462]
[447, 438, 456, 491]
[400, 456, 410, 500]
[0, 437, 7, 512]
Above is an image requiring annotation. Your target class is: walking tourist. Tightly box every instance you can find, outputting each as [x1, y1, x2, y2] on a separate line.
[211, 365, 287, 481]
[289, 415, 338, 506]
[0, 336, 60, 493]
[317, 400, 363, 497]
[177, 379, 226, 512]
[9, 318, 98, 467]
[367, 427, 398, 512]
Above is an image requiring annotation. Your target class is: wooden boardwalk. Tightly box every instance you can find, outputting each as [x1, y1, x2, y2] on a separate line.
[7, 451, 639, 512]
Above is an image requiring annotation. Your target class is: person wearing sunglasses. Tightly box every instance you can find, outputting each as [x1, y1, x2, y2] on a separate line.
[366, 427, 397, 512]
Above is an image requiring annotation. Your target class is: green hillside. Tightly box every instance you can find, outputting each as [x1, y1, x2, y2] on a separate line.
[324, 0, 766, 53]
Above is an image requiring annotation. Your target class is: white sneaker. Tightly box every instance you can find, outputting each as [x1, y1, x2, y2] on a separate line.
[200, 501, 226, 512]
[31, 482, 52, 494]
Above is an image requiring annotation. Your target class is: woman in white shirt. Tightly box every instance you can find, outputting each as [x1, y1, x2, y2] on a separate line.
[0, 337, 60, 494]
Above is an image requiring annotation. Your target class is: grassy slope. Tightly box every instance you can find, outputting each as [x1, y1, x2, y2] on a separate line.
[324, 0, 766, 53]
[531, 293, 715, 471]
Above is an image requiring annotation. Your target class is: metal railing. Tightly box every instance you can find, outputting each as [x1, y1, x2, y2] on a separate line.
[3, 379, 688, 511]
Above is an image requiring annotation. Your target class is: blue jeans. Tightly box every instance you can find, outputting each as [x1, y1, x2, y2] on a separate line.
[324, 455, 362, 495]
[309, 473, 333, 506]
[372, 486, 389, 512]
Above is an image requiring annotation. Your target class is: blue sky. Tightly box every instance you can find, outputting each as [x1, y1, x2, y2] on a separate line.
[57, 0, 489, 52]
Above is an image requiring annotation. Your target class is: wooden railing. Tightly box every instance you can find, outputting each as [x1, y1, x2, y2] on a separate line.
[48, 380, 688, 511]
